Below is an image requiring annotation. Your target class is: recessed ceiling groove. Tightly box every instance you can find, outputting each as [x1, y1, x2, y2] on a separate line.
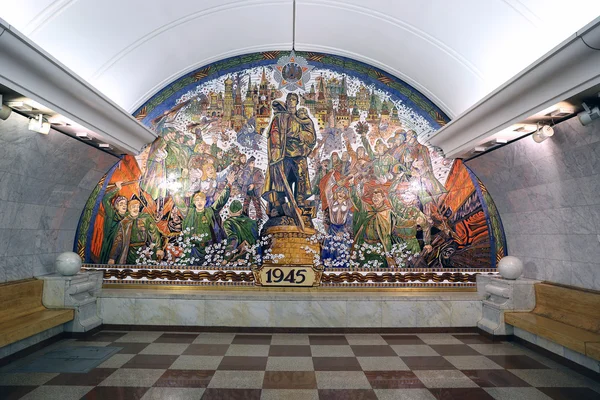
[90, 0, 291, 81]
[299, 0, 485, 80]
[25, 0, 77, 36]
[126, 42, 292, 113]
[295, 42, 455, 117]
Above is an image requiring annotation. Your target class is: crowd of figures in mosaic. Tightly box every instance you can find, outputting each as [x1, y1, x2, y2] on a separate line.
[76, 52, 505, 269]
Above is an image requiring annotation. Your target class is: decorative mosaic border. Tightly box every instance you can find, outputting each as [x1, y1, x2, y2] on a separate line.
[132, 51, 450, 128]
[83, 264, 496, 288]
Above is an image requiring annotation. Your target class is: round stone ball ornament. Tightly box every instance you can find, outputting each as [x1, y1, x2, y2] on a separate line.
[55, 252, 83, 276]
[497, 256, 524, 280]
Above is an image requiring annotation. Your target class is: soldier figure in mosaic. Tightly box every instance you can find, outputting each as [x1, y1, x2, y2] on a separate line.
[108, 199, 164, 265]
[99, 182, 128, 264]
[262, 93, 316, 228]
[350, 183, 399, 268]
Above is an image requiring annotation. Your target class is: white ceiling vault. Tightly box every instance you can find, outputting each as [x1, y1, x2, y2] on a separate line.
[2, 0, 599, 118]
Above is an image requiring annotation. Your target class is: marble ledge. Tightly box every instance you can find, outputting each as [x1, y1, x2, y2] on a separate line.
[97, 288, 480, 302]
[99, 297, 482, 328]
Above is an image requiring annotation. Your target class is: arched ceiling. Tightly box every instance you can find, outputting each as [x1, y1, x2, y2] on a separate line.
[2, 0, 599, 118]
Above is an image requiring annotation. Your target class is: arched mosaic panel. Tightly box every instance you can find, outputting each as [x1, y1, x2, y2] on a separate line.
[76, 51, 505, 272]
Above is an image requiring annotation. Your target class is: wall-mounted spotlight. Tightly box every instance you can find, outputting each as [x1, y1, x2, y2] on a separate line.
[0, 95, 12, 121]
[578, 102, 600, 126]
[28, 114, 51, 134]
[532, 124, 554, 143]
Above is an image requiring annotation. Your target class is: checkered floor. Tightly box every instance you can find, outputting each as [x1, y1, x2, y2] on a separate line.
[1, 331, 599, 400]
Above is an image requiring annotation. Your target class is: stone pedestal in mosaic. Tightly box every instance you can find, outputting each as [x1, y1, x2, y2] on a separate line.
[262, 225, 320, 266]
[476, 275, 540, 336]
[39, 271, 104, 333]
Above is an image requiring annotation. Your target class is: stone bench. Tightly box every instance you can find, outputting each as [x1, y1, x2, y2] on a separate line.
[505, 283, 600, 361]
[0, 279, 74, 348]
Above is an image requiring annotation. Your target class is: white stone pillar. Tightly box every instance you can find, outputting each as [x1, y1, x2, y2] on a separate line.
[38, 271, 104, 333]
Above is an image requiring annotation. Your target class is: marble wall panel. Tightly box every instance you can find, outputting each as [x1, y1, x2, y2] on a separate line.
[467, 116, 600, 291]
[100, 297, 137, 325]
[346, 300, 382, 328]
[415, 301, 452, 327]
[0, 112, 118, 282]
[450, 301, 482, 327]
[204, 300, 274, 327]
[381, 301, 418, 327]
[171, 300, 205, 326]
[98, 296, 482, 329]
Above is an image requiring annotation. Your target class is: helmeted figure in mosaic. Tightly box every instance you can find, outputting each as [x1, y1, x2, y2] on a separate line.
[262, 93, 317, 227]
[108, 200, 164, 265]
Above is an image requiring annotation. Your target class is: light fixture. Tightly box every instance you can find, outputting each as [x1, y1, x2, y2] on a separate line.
[512, 124, 537, 134]
[98, 143, 113, 149]
[495, 138, 508, 144]
[578, 102, 600, 126]
[6, 101, 33, 112]
[76, 132, 92, 140]
[547, 107, 575, 118]
[28, 114, 51, 134]
[532, 124, 554, 143]
[473, 146, 486, 152]
[0, 95, 11, 121]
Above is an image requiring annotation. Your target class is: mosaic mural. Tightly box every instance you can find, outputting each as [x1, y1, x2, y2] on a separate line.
[76, 51, 505, 269]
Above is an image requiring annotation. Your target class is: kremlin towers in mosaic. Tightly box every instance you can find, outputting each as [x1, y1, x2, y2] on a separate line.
[189, 68, 401, 135]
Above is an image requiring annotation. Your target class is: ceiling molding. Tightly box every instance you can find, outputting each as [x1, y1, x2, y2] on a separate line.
[294, 43, 455, 118]
[91, 0, 288, 81]
[126, 43, 292, 113]
[0, 20, 156, 154]
[26, 0, 77, 36]
[298, 0, 484, 81]
[426, 17, 600, 158]
[499, 0, 542, 27]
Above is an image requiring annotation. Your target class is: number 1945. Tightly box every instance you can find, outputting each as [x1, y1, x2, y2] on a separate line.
[265, 268, 307, 284]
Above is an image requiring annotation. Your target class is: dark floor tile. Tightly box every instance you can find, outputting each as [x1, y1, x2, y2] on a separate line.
[183, 344, 229, 356]
[429, 387, 495, 400]
[350, 345, 397, 357]
[263, 371, 317, 389]
[462, 369, 530, 387]
[539, 387, 600, 400]
[81, 386, 149, 400]
[269, 345, 312, 357]
[122, 354, 178, 369]
[154, 333, 198, 344]
[45, 368, 117, 386]
[201, 388, 261, 400]
[83, 331, 127, 342]
[217, 356, 267, 370]
[0, 386, 36, 400]
[364, 370, 426, 389]
[453, 334, 494, 344]
[485, 355, 550, 369]
[318, 389, 378, 400]
[112, 342, 149, 354]
[308, 335, 349, 345]
[381, 335, 425, 345]
[401, 356, 456, 370]
[313, 357, 362, 371]
[231, 335, 272, 345]
[153, 369, 214, 388]
[429, 345, 480, 356]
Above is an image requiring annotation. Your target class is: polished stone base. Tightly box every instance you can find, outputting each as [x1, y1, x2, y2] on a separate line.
[98, 290, 482, 328]
[514, 327, 600, 373]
